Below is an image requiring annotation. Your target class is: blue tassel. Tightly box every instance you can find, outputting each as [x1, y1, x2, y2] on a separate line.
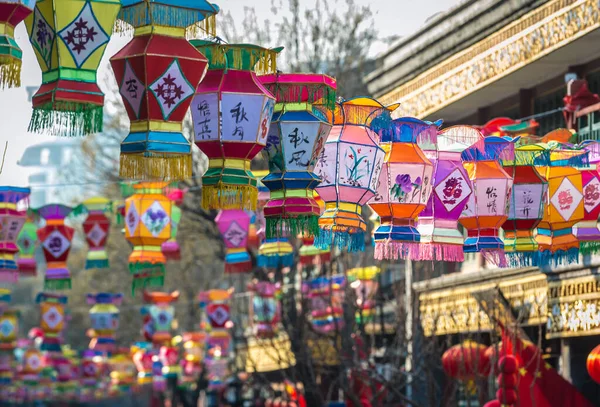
[314, 229, 365, 252]
[538, 248, 580, 268]
[505, 251, 539, 268]
[85, 259, 109, 270]
[257, 253, 294, 268]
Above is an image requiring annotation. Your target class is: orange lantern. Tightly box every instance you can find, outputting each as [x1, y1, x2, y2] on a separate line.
[587, 344, 600, 384]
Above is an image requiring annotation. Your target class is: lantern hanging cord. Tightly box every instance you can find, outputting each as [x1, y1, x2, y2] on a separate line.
[0, 141, 7, 174]
[516, 107, 566, 122]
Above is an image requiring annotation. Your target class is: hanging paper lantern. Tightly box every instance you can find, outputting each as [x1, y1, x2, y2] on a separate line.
[0, 290, 17, 389]
[79, 197, 111, 270]
[191, 40, 279, 210]
[347, 267, 380, 324]
[314, 98, 394, 252]
[416, 126, 479, 262]
[125, 182, 172, 293]
[131, 342, 153, 385]
[142, 291, 179, 346]
[536, 143, 585, 266]
[0, 187, 30, 284]
[181, 332, 205, 385]
[108, 352, 136, 393]
[200, 290, 231, 358]
[502, 145, 548, 267]
[161, 189, 184, 261]
[16, 220, 37, 276]
[86, 293, 122, 353]
[248, 281, 281, 338]
[368, 117, 435, 260]
[575, 141, 600, 255]
[460, 135, 514, 267]
[159, 345, 180, 378]
[258, 238, 294, 269]
[442, 341, 490, 382]
[587, 344, 600, 384]
[307, 275, 346, 334]
[110, 3, 218, 180]
[80, 350, 102, 401]
[215, 210, 251, 273]
[36, 293, 67, 352]
[36, 204, 74, 290]
[260, 73, 336, 238]
[0, 0, 35, 88]
[24, 0, 120, 136]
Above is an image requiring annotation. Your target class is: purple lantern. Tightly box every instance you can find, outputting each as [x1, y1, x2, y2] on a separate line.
[0, 187, 30, 284]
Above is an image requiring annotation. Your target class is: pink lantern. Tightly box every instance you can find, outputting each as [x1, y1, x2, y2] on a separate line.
[215, 210, 252, 273]
[416, 126, 478, 261]
[0, 187, 30, 284]
[131, 343, 153, 385]
[314, 98, 395, 252]
[248, 281, 281, 338]
[575, 141, 600, 255]
[159, 346, 180, 377]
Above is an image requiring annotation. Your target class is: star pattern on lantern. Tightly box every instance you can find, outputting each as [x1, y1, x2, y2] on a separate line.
[30, 8, 55, 67]
[550, 178, 583, 221]
[141, 201, 169, 237]
[42, 305, 63, 329]
[119, 61, 145, 119]
[434, 169, 472, 211]
[126, 204, 139, 236]
[57, 3, 109, 68]
[87, 223, 106, 247]
[150, 60, 195, 120]
[583, 176, 600, 214]
[42, 230, 70, 259]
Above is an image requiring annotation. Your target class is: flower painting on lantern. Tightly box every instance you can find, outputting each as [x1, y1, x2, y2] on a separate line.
[141, 202, 170, 238]
[339, 144, 382, 188]
[551, 178, 583, 221]
[584, 177, 600, 214]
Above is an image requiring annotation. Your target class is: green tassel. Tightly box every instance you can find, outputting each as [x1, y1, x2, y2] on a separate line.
[129, 262, 165, 275]
[580, 241, 600, 256]
[131, 274, 165, 296]
[44, 278, 72, 290]
[265, 215, 320, 239]
[29, 102, 103, 136]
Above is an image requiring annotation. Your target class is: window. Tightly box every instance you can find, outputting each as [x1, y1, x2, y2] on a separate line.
[534, 88, 565, 136]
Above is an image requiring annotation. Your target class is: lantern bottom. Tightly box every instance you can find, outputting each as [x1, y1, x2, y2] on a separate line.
[202, 182, 258, 211]
[162, 241, 181, 262]
[416, 243, 464, 262]
[44, 277, 71, 291]
[315, 228, 365, 252]
[266, 214, 320, 239]
[580, 240, 600, 256]
[505, 251, 539, 268]
[0, 271, 18, 284]
[29, 99, 103, 137]
[538, 248, 579, 268]
[0, 50, 21, 90]
[119, 152, 192, 182]
[85, 251, 109, 270]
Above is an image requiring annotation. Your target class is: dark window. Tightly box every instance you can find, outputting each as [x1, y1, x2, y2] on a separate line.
[534, 88, 565, 135]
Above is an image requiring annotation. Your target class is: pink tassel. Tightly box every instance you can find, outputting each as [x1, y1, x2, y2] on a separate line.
[482, 249, 508, 268]
[414, 243, 464, 262]
[375, 241, 421, 260]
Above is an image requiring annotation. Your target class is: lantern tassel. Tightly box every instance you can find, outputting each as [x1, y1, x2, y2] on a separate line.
[538, 247, 579, 267]
[265, 215, 320, 239]
[131, 275, 165, 296]
[579, 241, 600, 256]
[29, 103, 103, 136]
[113, 19, 134, 36]
[0, 56, 21, 89]
[85, 251, 109, 270]
[202, 184, 258, 211]
[224, 261, 252, 273]
[257, 253, 294, 268]
[315, 229, 365, 252]
[505, 251, 538, 268]
[481, 249, 507, 268]
[374, 241, 421, 260]
[413, 243, 464, 262]
[44, 278, 72, 290]
[119, 153, 192, 181]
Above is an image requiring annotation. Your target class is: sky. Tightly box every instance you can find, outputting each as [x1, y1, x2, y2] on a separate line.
[0, 0, 461, 188]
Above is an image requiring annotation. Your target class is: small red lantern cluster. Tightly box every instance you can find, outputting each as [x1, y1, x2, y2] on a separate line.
[495, 355, 518, 406]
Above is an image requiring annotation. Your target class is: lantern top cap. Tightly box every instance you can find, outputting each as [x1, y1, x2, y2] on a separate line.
[119, 0, 220, 28]
[334, 97, 399, 126]
[34, 204, 73, 220]
[260, 72, 337, 112]
[461, 135, 516, 162]
[503, 143, 551, 166]
[438, 125, 483, 153]
[132, 181, 168, 191]
[86, 293, 124, 305]
[79, 197, 112, 213]
[379, 117, 440, 143]
[36, 292, 68, 304]
[143, 290, 180, 304]
[578, 140, 600, 164]
[191, 40, 282, 73]
[543, 128, 575, 144]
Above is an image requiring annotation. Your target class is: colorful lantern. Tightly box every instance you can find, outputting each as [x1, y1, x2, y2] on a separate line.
[0, 290, 17, 388]
[314, 98, 394, 252]
[536, 144, 585, 266]
[20, 339, 43, 397]
[368, 118, 435, 260]
[416, 126, 478, 262]
[142, 291, 179, 346]
[257, 238, 294, 269]
[200, 290, 231, 358]
[159, 345, 180, 378]
[307, 275, 345, 334]
[131, 342, 153, 385]
[36, 204, 74, 290]
[299, 235, 325, 266]
[108, 352, 136, 393]
[575, 141, 600, 255]
[79, 197, 111, 269]
[0, 0, 35, 88]
[181, 332, 205, 385]
[125, 182, 172, 293]
[80, 350, 103, 400]
[587, 344, 600, 384]
[86, 293, 122, 353]
[24, 0, 120, 136]
[460, 136, 514, 266]
[248, 281, 281, 338]
[36, 292, 67, 351]
[191, 40, 278, 210]
[347, 267, 380, 323]
[215, 210, 251, 273]
[442, 341, 490, 383]
[502, 145, 548, 267]
[16, 220, 37, 276]
[260, 73, 336, 238]
[0, 187, 30, 284]
[161, 189, 184, 261]
[110, 2, 217, 180]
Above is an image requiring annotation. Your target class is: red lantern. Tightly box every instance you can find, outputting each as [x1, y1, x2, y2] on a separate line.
[441, 341, 490, 381]
[80, 197, 111, 270]
[587, 344, 600, 384]
[36, 205, 74, 290]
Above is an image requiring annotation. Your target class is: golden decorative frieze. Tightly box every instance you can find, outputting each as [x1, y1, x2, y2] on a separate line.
[379, 0, 600, 118]
[419, 274, 547, 337]
[546, 275, 600, 338]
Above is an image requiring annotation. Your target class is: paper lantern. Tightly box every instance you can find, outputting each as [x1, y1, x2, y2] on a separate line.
[108, 352, 136, 392]
[314, 98, 394, 252]
[587, 344, 600, 384]
[347, 267, 380, 324]
[125, 182, 172, 293]
[536, 144, 585, 266]
[416, 126, 479, 262]
[110, 2, 218, 181]
[131, 342, 153, 385]
[258, 238, 294, 269]
[442, 341, 490, 381]
[86, 293, 122, 353]
[191, 40, 279, 211]
[299, 235, 322, 266]
[307, 275, 345, 334]
[80, 350, 102, 400]
[260, 73, 336, 238]
[502, 145, 548, 267]
[575, 141, 600, 255]
[36, 292, 67, 352]
[181, 332, 205, 385]
[369, 117, 435, 260]
[0, 290, 17, 389]
[460, 136, 514, 267]
[24, 0, 120, 136]
[0, 0, 35, 89]
[142, 291, 179, 346]
[79, 197, 111, 270]
[0, 187, 30, 284]
[199, 290, 231, 359]
[159, 345, 180, 378]
[161, 189, 184, 261]
[36, 204, 74, 290]
[215, 210, 251, 273]
[248, 281, 281, 338]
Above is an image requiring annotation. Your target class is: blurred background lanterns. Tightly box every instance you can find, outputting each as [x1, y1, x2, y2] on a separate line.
[347, 266, 380, 324]
[16, 218, 37, 277]
[141, 291, 179, 347]
[36, 293, 67, 352]
[260, 73, 336, 238]
[0, 187, 30, 285]
[248, 280, 281, 338]
[191, 40, 279, 211]
[215, 210, 252, 274]
[314, 98, 393, 252]
[86, 293, 122, 353]
[79, 197, 111, 270]
[307, 275, 346, 334]
[442, 341, 490, 391]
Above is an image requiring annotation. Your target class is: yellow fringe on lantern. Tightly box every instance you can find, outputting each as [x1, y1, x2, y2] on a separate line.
[202, 184, 257, 211]
[113, 19, 134, 36]
[202, 43, 279, 74]
[119, 153, 192, 181]
[254, 48, 279, 75]
[0, 57, 21, 89]
[185, 14, 217, 39]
